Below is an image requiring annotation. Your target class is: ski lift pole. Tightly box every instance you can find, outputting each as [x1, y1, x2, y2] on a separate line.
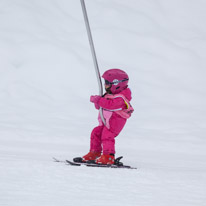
[80, 0, 106, 125]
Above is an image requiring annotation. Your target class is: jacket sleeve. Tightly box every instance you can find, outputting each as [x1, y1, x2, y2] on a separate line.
[98, 97, 127, 110]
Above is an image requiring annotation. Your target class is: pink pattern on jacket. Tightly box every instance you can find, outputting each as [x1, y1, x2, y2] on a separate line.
[90, 88, 132, 155]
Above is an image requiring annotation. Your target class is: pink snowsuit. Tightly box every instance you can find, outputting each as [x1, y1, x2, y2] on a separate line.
[90, 88, 133, 155]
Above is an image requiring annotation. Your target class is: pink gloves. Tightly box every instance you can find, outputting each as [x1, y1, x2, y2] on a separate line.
[90, 95, 101, 103]
[90, 95, 101, 109]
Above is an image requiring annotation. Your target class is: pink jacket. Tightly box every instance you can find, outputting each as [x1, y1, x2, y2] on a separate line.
[97, 88, 133, 132]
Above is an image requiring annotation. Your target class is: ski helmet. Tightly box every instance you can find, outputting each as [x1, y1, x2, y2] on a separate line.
[102, 68, 129, 94]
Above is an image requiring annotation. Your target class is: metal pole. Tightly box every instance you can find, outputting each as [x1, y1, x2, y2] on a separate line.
[80, 0, 105, 125]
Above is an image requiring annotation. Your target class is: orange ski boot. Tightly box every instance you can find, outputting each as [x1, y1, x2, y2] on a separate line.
[95, 154, 115, 165]
[82, 151, 101, 162]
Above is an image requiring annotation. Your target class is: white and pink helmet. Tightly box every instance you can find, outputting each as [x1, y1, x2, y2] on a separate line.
[102, 68, 129, 94]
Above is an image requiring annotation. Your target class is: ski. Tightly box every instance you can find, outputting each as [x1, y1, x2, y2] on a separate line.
[72, 156, 137, 169]
[53, 157, 86, 165]
[85, 163, 136, 169]
[65, 160, 82, 166]
[53, 156, 137, 169]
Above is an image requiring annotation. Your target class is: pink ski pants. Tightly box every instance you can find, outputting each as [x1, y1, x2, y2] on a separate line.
[90, 113, 126, 154]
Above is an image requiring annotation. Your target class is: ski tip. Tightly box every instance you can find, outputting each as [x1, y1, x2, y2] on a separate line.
[52, 157, 65, 163]
[52, 157, 59, 162]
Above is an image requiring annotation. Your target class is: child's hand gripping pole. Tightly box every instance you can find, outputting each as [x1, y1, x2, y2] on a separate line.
[90, 95, 101, 110]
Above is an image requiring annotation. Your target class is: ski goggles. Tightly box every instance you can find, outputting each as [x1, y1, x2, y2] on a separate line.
[104, 79, 129, 86]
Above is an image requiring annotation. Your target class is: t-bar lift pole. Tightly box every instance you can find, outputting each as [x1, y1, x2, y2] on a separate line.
[80, 0, 105, 125]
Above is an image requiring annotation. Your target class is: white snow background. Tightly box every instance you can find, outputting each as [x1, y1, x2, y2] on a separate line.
[0, 0, 206, 205]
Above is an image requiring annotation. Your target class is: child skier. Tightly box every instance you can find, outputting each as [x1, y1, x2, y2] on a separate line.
[82, 68, 134, 165]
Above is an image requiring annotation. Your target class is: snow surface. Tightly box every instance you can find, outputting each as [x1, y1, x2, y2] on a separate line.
[0, 0, 206, 205]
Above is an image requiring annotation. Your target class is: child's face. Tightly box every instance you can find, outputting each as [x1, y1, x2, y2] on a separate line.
[105, 84, 111, 89]
[104, 83, 112, 94]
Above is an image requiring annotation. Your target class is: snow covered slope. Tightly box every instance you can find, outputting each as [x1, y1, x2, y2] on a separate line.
[0, 0, 206, 205]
